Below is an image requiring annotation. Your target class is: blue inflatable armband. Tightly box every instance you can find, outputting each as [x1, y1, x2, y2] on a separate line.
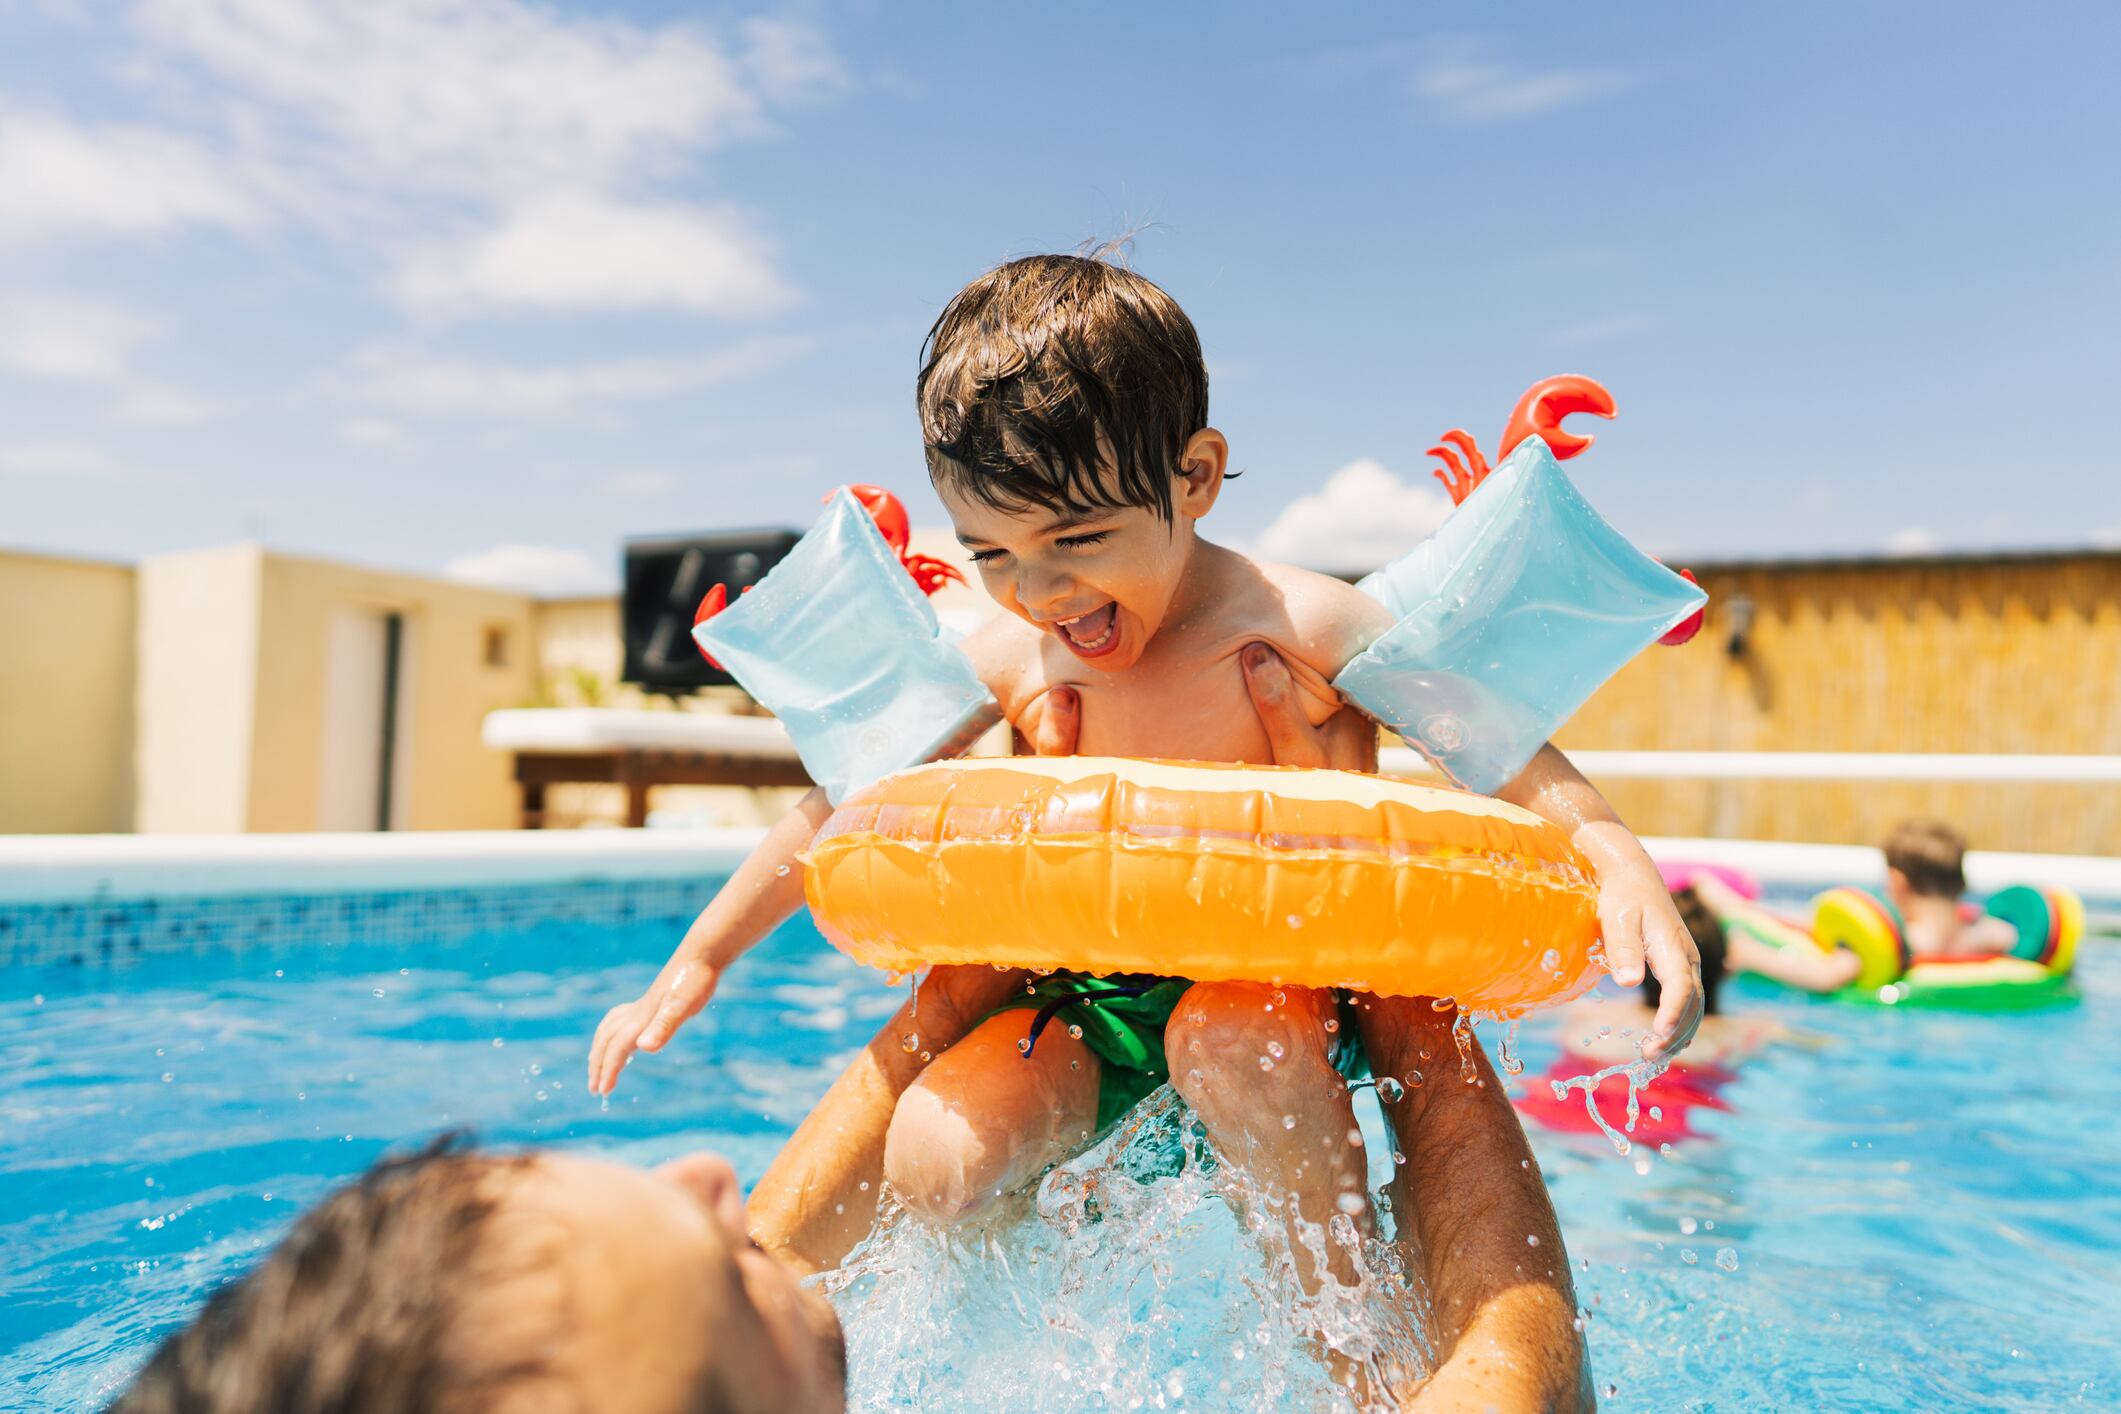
[693, 490, 1002, 802]
[1334, 437, 1705, 794]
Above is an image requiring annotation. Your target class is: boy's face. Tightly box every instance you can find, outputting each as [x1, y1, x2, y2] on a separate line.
[940, 432, 1225, 674]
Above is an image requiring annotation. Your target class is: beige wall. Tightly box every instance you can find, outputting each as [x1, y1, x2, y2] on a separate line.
[244, 552, 539, 832]
[0, 548, 137, 833]
[135, 544, 263, 834]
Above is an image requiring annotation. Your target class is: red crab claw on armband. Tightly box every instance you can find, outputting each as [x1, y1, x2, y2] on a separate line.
[1660, 569, 1706, 646]
[833, 483, 912, 555]
[691, 581, 754, 668]
[1499, 374, 1617, 463]
[1426, 429, 1490, 507]
[1427, 375, 1619, 506]
[826, 483, 967, 596]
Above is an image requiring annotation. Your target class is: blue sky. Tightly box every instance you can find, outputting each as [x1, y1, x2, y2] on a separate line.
[3, 1, 2117, 593]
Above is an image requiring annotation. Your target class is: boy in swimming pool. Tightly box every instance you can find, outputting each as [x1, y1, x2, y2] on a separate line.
[1693, 817, 2016, 989]
[589, 253, 1700, 1295]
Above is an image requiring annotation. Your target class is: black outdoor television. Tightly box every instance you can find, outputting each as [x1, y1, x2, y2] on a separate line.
[621, 527, 801, 692]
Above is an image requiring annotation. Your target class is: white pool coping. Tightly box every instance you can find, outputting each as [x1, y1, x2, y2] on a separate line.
[2, 829, 2118, 908]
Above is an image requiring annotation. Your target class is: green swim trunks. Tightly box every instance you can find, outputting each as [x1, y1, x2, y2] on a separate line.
[989, 973, 1371, 1131]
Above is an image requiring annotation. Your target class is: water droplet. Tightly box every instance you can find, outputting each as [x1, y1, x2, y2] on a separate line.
[1335, 1191, 1364, 1215]
[1527, 1234, 1541, 1247]
[492, 1037, 504, 1047]
[1374, 1076, 1405, 1104]
[160, 1072, 173, 1083]
[1257, 1055, 1275, 1071]
[1282, 1114, 1297, 1130]
[920, 1051, 932, 1063]
[528, 1063, 542, 1076]
[534, 1089, 548, 1101]
[1680, 1247, 1699, 1264]
[1346, 1127, 1365, 1147]
[1266, 1039, 1285, 1060]
[1540, 948, 1562, 972]
[399, 967, 409, 976]
[155, 1048, 164, 1057]
[1323, 1017, 1339, 1033]
[902, 1032, 922, 1053]
[371, 988, 385, 998]
[1680, 1216, 1698, 1235]
[1715, 1247, 1739, 1272]
[1392, 1149, 1407, 1166]
[1650, 1105, 1664, 1122]
[1067, 1023, 1083, 1040]
[1605, 1384, 1618, 1399]
[858, 1181, 870, 1191]
[775, 864, 791, 877]
[1016, 1037, 1032, 1055]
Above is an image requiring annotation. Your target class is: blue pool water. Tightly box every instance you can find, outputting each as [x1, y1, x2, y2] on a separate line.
[2, 887, 2117, 1410]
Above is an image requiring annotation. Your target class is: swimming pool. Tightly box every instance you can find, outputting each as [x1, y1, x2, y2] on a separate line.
[3, 867, 2116, 1410]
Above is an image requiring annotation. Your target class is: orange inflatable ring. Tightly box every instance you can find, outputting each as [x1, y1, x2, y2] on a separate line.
[803, 756, 1603, 1013]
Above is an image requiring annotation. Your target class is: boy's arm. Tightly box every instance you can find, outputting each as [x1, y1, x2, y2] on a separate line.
[588, 788, 834, 1095]
[1496, 744, 1704, 1062]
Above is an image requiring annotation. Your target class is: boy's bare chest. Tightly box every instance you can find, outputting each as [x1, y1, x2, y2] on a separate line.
[1014, 633, 1342, 764]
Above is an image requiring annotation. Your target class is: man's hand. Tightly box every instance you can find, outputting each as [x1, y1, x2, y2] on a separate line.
[588, 958, 723, 1096]
[1239, 642, 1377, 772]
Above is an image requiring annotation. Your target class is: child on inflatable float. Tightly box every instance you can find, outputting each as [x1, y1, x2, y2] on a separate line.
[587, 254, 1708, 1298]
[1688, 820, 2081, 1010]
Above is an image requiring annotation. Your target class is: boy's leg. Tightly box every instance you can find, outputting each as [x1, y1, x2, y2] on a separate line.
[1166, 981, 1369, 1292]
[748, 964, 1028, 1273]
[884, 1008, 1101, 1224]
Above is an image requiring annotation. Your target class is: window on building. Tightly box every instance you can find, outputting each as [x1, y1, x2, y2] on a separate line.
[483, 624, 510, 668]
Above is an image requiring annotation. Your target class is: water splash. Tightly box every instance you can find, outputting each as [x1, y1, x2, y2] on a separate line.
[1548, 1055, 1670, 1157]
[822, 1089, 1433, 1411]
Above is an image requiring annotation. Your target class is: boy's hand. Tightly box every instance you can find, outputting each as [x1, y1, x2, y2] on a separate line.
[589, 959, 723, 1096]
[1594, 858, 1703, 1062]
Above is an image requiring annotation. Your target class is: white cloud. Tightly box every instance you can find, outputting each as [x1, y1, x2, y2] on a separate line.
[119, 387, 222, 424]
[2092, 526, 2121, 549]
[2, 2, 841, 316]
[0, 442, 109, 474]
[1411, 43, 1644, 124]
[443, 543, 608, 597]
[392, 193, 791, 317]
[0, 296, 158, 379]
[0, 111, 259, 240]
[130, 0, 775, 198]
[358, 333, 814, 414]
[609, 469, 680, 497]
[1885, 526, 1941, 557]
[1253, 459, 1456, 573]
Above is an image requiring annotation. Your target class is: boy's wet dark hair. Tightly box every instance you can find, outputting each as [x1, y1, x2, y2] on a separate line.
[1882, 818, 1968, 899]
[917, 251, 1211, 523]
[1646, 886, 1727, 1017]
[109, 1136, 534, 1414]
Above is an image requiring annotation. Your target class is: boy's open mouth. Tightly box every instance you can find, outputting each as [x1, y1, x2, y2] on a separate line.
[1053, 602, 1119, 657]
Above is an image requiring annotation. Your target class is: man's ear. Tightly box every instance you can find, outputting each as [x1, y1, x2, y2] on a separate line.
[1174, 428, 1228, 521]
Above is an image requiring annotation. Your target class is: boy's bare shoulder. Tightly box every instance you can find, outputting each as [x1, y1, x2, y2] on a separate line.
[958, 612, 1046, 716]
[1235, 552, 1398, 675]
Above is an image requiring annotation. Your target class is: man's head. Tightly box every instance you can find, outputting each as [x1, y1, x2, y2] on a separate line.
[918, 252, 1225, 672]
[1647, 886, 1726, 1017]
[1882, 818, 1969, 904]
[112, 1140, 844, 1414]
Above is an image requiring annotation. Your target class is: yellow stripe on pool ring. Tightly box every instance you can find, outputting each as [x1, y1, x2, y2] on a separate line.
[1812, 887, 1909, 991]
[802, 757, 1603, 1013]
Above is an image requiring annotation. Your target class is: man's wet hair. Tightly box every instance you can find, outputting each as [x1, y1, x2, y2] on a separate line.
[1882, 818, 1969, 899]
[1646, 886, 1727, 1017]
[917, 249, 1214, 524]
[108, 1135, 537, 1414]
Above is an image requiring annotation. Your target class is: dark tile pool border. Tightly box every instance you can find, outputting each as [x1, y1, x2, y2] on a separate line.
[0, 875, 728, 969]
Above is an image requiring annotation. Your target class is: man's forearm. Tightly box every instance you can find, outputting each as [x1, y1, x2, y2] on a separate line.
[1360, 996, 1593, 1413]
[747, 964, 1027, 1274]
